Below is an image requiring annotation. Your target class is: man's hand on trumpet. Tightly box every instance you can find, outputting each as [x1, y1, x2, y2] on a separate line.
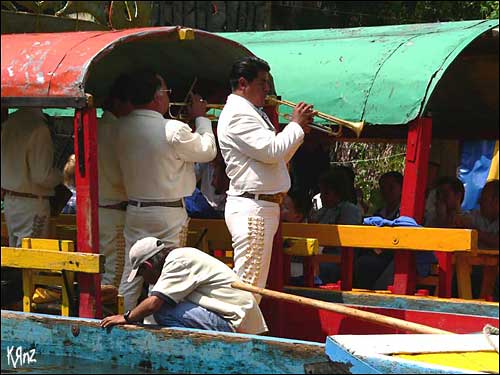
[187, 93, 208, 121]
[292, 102, 316, 134]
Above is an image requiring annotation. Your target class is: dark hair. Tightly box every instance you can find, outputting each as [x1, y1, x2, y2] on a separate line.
[379, 171, 403, 187]
[110, 73, 132, 102]
[435, 176, 465, 203]
[319, 169, 352, 202]
[229, 56, 270, 91]
[102, 73, 132, 110]
[321, 166, 357, 204]
[128, 69, 162, 106]
[287, 190, 311, 218]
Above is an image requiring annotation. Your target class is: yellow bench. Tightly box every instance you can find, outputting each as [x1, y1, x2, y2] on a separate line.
[6, 215, 493, 298]
[1, 238, 123, 316]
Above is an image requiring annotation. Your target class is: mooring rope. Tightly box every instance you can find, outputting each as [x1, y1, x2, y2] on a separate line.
[483, 324, 499, 353]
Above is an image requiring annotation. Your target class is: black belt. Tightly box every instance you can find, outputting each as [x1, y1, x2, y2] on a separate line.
[128, 199, 183, 208]
[3, 189, 50, 200]
[240, 192, 284, 204]
[99, 201, 128, 211]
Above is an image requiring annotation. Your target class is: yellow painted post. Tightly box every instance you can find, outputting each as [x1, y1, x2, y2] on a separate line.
[177, 27, 195, 40]
[22, 269, 33, 312]
[117, 295, 124, 315]
[455, 254, 473, 299]
[21, 238, 33, 312]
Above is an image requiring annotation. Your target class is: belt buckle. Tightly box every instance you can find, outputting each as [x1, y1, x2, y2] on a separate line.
[275, 193, 284, 205]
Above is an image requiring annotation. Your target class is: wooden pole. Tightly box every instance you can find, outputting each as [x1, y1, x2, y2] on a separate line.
[231, 281, 453, 335]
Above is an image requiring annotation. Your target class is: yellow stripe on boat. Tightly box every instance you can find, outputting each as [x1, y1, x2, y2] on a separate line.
[395, 352, 499, 373]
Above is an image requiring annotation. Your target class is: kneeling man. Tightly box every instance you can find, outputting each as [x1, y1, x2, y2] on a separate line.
[101, 237, 267, 334]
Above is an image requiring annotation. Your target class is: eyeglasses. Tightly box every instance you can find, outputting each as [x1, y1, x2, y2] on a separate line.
[159, 89, 172, 95]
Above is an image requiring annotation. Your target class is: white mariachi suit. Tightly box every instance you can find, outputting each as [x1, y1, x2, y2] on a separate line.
[1, 108, 62, 247]
[217, 94, 305, 302]
[97, 111, 127, 287]
[117, 109, 216, 311]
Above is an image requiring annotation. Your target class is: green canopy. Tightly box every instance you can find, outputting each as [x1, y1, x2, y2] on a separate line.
[219, 20, 498, 127]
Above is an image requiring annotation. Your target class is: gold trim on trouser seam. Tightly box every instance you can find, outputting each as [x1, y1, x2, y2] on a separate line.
[178, 222, 189, 247]
[31, 214, 47, 238]
[242, 216, 264, 286]
[113, 224, 125, 287]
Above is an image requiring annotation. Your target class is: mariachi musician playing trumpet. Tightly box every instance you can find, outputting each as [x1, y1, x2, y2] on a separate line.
[217, 56, 316, 302]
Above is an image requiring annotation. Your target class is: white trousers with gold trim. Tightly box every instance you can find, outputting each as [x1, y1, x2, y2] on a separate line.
[225, 196, 280, 303]
[4, 195, 50, 247]
[98, 207, 126, 287]
[119, 204, 189, 311]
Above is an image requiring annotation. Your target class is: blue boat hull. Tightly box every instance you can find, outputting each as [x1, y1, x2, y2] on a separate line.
[1, 310, 339, 374]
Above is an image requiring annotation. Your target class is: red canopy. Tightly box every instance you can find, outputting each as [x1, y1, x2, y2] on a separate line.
[1, 26, 253, 106]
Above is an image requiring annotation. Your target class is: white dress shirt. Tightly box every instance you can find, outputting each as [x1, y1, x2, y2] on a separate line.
[217, 94, 304, 196]
[1, 108, 61, 196]
[117, 109, 216, 201]
[98, 111, 127, 205]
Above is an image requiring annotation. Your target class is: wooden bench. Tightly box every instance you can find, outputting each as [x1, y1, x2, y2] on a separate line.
[7, 215, 495, 299]
[455, 249, 499, 299]
[1, 238, 123, 316]
[281, 223, 479, 297]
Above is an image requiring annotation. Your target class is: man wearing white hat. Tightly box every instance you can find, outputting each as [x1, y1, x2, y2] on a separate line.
[100, 237, 267, 334]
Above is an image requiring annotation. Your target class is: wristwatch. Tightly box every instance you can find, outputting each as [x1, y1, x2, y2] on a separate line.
[123, 310, 132, 323]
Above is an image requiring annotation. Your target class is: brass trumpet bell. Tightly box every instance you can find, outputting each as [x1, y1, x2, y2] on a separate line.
[265, 96, 364, 138]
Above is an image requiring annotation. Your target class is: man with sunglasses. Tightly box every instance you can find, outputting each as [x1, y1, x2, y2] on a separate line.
[116, 69, 217, 311]
[100, 237, 267, 334]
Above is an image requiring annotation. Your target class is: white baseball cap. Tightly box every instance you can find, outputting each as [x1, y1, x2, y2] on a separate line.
[127, 237, 167, 282]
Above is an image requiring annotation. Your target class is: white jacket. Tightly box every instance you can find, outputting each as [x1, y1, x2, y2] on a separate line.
[117, 109, 216, 201]
[1, 108, 61, 196]
[217, 94, 304, 195]
[98, 111, 127, 204]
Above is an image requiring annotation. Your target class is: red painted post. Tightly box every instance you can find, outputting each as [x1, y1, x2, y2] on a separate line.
[340, 248, 354, 291]
[397, 117, 432, 295]
[74, 108, 101, 318]
[302, 257, 315, 287]
[435, 252, 453, 297]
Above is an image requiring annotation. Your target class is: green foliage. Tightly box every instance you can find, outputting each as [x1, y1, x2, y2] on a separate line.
[330, 142, 406, 213]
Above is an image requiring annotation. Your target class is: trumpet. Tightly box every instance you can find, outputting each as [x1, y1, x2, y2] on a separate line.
[168, 102, 224, 121]
[265, 96, 364, 138]
[169, 102, 225, 110]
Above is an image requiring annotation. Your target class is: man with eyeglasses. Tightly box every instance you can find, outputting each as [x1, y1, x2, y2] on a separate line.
[116, 69, 216, 311]
[100, 237, 267, 334]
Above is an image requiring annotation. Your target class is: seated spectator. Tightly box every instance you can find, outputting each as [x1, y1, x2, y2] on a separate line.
[365, 175, 458, 291]
[61, 154, 76, 214]
[281, 191, 313, 286]
[311, 165, 357, 212]
[281, 190, 310, 224]
[100, 237, 267, 334]
[309, 169, 362, 284]
[374, 172, 403, 220]
[455, 180, 498, 299]
[425, 176, 465, 228]
[355, 171, 403, 289]
[455, 179, 499, 249]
